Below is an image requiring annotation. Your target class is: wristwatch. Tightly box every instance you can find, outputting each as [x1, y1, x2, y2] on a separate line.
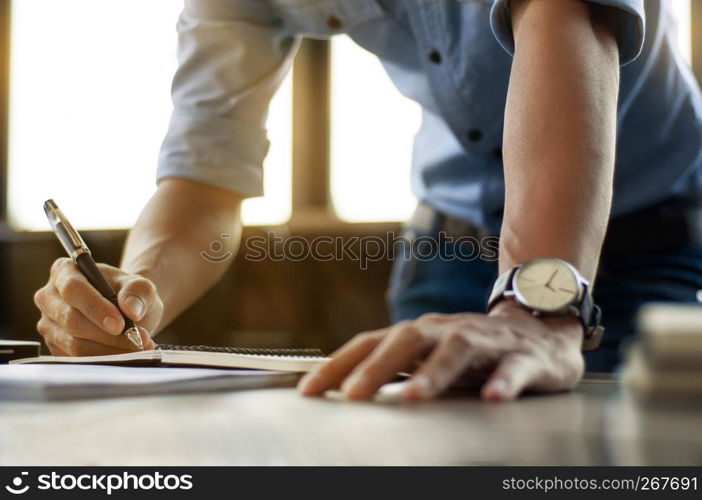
[487, 258, 604, 351]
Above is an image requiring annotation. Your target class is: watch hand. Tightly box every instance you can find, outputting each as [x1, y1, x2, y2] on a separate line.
[545, 269, 558, 288]
[521, 283, 547, 290]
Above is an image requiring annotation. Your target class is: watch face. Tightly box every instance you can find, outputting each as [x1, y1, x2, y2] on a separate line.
[513, 259, 579, 312]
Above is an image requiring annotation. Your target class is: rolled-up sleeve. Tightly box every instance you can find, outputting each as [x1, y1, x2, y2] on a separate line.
[157, 0, 298, 197]
[488, 0, 645, 66]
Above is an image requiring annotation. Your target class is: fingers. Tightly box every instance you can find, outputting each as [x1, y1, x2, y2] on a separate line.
[116, 275, 163, 323]
[298, 330, 384, 396]
[402, 330, 492, 401]
[34, 258, 161, 357]
[339, 322, 432, 400]
[299, 303, 587, 403]
[481, 353, 542, 402]
[44, 336, 69, 356]
[47, 345, 69, 356]
[37, 292, 133, 348]
[38, 317, 139, 357]
[50, 258, 124, 335]
[139, 327, 157, 351]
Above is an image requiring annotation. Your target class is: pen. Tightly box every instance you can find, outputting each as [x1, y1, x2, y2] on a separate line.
[43, 199, 144, 350]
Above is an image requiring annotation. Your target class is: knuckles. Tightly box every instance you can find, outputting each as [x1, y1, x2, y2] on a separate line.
[55, 274, 84, 302]
[49, 257, 71, 278]
[62, 337, 81, 356]
[352, 331, 382, 347]
[58, 306, 81, 333]
[392, 321, 424, 344]
[442, 329, 472, 351]
[126, 277, 157, 298]
[57, 336, 85, 357]
[36, 318, 50, 337]
[33, 287, 46, 308]
[416, 312, 447, 324]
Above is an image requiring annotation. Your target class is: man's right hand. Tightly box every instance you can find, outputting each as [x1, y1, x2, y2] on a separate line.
[34, 258, 162, 356]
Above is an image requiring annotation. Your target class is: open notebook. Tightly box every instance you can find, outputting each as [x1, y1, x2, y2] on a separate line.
[10, 344, 328, 373]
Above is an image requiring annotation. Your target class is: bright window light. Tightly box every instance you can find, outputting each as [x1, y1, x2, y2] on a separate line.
[8, 0, 291, 231]
[241, 76, 292, 227]
[330, 4, 694, 224]
[671, 0, 692, 64]
[330, 35, 421, 223]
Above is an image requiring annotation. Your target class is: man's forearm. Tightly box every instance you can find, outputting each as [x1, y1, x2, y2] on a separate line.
[120, 178, 243, 333]
[500, 0, 620, 282]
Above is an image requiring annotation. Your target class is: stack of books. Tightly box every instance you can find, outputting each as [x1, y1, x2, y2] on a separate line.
[622, 303, 702, 399]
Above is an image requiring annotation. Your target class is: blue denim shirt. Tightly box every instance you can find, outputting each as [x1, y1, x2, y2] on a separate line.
[158, 0, 702, 233]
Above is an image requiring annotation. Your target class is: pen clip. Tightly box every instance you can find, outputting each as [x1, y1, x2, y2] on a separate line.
[43, 199, 90, 260]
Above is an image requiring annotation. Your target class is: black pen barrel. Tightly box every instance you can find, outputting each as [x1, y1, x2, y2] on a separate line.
[74, 252, 137, 332]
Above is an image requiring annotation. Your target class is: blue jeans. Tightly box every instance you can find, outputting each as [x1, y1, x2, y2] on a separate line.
[387, 231, 702, 373]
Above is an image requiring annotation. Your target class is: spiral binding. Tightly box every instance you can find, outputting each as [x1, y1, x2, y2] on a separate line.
[156, 344, 324, 358]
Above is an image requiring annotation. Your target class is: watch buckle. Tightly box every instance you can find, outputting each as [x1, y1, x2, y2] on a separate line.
[582, 325, 604, 352]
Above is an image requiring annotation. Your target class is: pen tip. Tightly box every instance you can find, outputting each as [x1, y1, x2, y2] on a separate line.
[125, 328, 144, 351]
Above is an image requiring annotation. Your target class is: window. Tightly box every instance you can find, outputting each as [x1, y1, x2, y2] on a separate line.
[672, 0, 692, 64]
[7, 0, 291, 230]
[4, 2, 697, 230]
[330, 35, 421, 223]
[327, 2, 698, 222]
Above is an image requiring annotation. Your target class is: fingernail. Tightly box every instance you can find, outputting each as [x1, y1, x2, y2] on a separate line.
[298, 372, 320, 395]
[405, 375, 432, 400]
[102, 316, 122, 335]
[124, 296, 145, 319]
[484, 379, 510, 401]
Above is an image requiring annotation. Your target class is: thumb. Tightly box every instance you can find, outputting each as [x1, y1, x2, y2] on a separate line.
[117, 276, 158, 322]
[481, 353, 540, 402]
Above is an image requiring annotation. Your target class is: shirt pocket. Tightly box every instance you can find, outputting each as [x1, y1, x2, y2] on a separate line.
[271, 0, 384, 38]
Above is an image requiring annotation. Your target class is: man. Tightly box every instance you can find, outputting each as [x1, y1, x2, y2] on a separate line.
[34, 0, 702, 401]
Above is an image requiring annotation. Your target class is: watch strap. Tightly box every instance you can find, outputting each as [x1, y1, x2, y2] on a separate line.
[487, 267, 519, 311]
[577, 285, 604, 351]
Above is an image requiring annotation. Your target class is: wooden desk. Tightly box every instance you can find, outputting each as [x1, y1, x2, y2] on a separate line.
[0, 375, 700, 465]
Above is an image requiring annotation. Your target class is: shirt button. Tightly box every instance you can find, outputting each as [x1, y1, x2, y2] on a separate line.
[428, 49, 442, 64]
[327, 15, 343, 30]
[467, 129, 483, 142]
